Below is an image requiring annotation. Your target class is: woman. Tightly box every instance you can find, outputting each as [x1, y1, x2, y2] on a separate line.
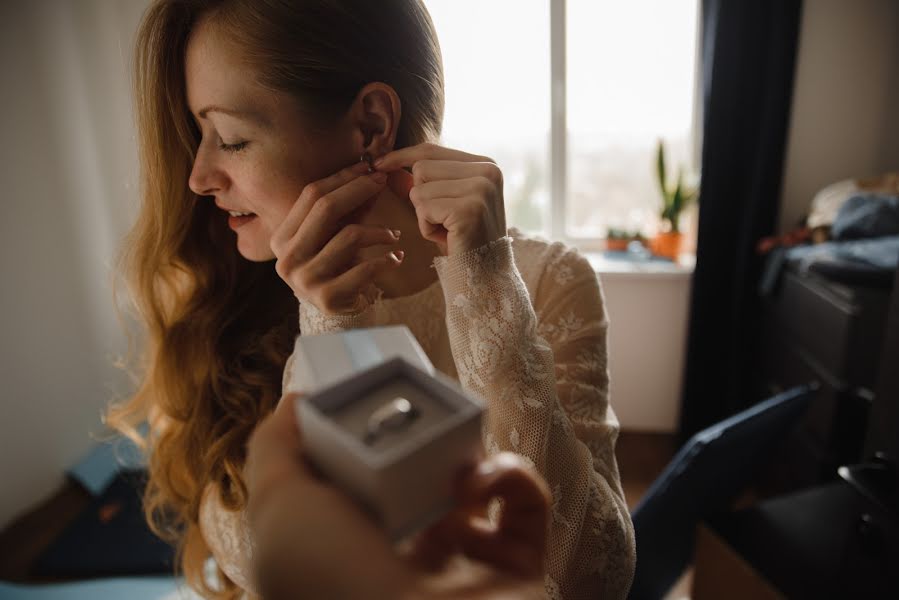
[108, 1, 635, 598]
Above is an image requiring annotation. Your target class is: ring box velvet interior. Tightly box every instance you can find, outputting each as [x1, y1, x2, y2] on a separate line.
[294, 356, 484, 541]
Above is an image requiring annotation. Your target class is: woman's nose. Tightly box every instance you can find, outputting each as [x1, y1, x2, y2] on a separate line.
[188, 144, 227, 196]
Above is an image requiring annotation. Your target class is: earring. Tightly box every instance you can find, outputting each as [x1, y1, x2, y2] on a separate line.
[360, 151, 375, 173]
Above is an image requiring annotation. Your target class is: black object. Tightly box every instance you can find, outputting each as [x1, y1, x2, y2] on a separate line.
[628, 384, 814, 600]
[865, 264, 899, 463]
[704, 473, 898, 599]
[33, 470, 175, 578]
[807, 254, 897, 289]
[680, 0, 804, 442]
[757, 265, 891, 491]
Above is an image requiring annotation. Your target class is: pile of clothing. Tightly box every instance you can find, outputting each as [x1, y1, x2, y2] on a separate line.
[760, 173, 899, 292]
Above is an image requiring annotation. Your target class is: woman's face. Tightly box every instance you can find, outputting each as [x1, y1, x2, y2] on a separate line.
[185, 19, 352, 261]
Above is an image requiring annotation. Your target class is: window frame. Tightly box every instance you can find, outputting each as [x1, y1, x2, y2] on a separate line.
[547, 0, 703, 250]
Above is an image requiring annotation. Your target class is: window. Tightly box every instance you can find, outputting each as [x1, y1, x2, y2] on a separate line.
[427, 0, 700, 245]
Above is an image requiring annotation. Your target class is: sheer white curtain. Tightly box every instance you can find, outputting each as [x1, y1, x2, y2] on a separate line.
[0, 0, 150, 527]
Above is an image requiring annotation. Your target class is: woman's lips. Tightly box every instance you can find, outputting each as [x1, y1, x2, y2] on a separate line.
[228, 213, 257, 229]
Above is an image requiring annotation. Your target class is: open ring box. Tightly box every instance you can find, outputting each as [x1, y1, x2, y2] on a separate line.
[286, 326, 484, 541]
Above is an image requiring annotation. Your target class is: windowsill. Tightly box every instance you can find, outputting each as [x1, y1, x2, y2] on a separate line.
[583, 251, 696, 279]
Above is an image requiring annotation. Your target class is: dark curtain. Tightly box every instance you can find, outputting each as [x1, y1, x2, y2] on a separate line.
[678, 0, 803, 442]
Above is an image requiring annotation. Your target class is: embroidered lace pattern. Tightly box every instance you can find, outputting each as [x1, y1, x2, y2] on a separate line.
[199, 228, 636, 599]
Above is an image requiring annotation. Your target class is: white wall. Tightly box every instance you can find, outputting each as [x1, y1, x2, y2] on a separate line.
[779, 0, 899, 233]
[601, 271, 691, 432]
[582, 254, 693, 433]
[0, 1, 148, 529]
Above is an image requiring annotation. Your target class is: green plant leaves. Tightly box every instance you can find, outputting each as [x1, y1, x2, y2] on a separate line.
[656, 139, 667, 199]
[655, 139, 698, 234]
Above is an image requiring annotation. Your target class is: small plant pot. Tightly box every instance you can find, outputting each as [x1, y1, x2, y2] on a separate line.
[605, 239, 631, 252]
[650, 231, 683, 261]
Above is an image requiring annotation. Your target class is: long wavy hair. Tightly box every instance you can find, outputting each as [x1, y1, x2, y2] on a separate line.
[106, 1, 444, 597]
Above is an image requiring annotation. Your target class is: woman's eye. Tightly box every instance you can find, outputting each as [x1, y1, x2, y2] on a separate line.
[218, 141, 249, 153]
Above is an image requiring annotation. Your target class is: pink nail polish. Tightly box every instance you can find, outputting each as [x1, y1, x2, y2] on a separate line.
[393, 250, 405, 262]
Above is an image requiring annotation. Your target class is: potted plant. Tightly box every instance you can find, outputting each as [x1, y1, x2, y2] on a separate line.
[651, 139, 698, 261]
[605, 227, 646, 252]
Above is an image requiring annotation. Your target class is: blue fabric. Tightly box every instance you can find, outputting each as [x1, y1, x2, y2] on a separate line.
[785, 235, 899, 273]
[67, 437, 144, 497]
[629, 385, 815, 600]
[34, 472, 174, 578]
[0, 577, 179, 600]
[831, 194, 899, 241]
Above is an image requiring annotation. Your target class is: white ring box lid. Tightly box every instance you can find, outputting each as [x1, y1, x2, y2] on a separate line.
[295, 356, 484, 540]
[287, 325, 435, 395]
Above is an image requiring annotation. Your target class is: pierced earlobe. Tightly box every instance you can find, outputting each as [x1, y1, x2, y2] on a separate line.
[360, 151, 376, 173]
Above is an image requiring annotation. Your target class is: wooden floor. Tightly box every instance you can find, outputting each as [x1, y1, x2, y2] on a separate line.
[0, 482, 91, 582]
[616, 430, 679, 511]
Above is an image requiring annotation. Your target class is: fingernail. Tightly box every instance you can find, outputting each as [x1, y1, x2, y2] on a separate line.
[373, 157, 384, 167]
[391, 250, 405, 262]
[391, 229, 401, 239]
[370, 171, 388, 184]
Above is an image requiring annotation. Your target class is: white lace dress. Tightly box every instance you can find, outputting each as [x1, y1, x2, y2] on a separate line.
[199, 228, 636, 600]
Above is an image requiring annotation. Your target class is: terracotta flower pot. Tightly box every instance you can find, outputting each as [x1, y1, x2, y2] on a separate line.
[605, 239, 631, 252]
[650, 231, 684, 261]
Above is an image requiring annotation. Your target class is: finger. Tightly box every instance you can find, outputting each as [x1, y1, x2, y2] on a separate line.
[246, 393, 307, 504]
[272, 391, 304, 428]
[306, 225, 401, 281]
[408, 193, 462, 237]
[374, 142, 492, 172]
[452, 453, 551, 576]
[402, 516, 461, 573]
[314, 251, 404, 315]
[462, 456, 549, 525]
[415, 208, 449, 250]
[247, 393, 303, 471]
[410, 159, 502, 186]
[411, 176, 494, 203]
[271, 161, 371, 253]
[289, 172, 388, 259]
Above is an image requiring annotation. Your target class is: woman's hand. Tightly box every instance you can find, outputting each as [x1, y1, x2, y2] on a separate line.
[269, 162, 403, 315]
[374, 143, 507, 257]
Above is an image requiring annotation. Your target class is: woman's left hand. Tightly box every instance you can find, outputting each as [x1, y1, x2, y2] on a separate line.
[374, 143, 507, 256]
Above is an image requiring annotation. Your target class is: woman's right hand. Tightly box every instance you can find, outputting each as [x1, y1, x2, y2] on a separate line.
[269, 161, 404, 315]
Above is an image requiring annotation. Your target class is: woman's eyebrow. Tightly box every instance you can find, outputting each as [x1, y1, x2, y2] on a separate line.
[195, 105, 270, 126]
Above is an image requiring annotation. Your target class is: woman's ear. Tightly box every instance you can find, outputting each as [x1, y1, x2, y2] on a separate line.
[349, 82, 402, 158]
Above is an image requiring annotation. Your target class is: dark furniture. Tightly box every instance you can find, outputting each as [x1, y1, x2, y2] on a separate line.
[694, 264, 899, 599]
[756, 262, 892, 490]
[694, 473, 898, 599]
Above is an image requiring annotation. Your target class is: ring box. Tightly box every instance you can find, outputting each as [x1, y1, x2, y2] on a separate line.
[295, 356, 484, 541]
[286, 325, 435, 395]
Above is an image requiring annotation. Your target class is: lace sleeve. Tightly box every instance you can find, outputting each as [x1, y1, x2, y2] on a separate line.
[298, 299, 376, 336]
[433, 237, 636, 600]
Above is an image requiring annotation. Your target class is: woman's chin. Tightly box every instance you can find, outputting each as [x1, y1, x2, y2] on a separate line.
[235, 236, 276, 262]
